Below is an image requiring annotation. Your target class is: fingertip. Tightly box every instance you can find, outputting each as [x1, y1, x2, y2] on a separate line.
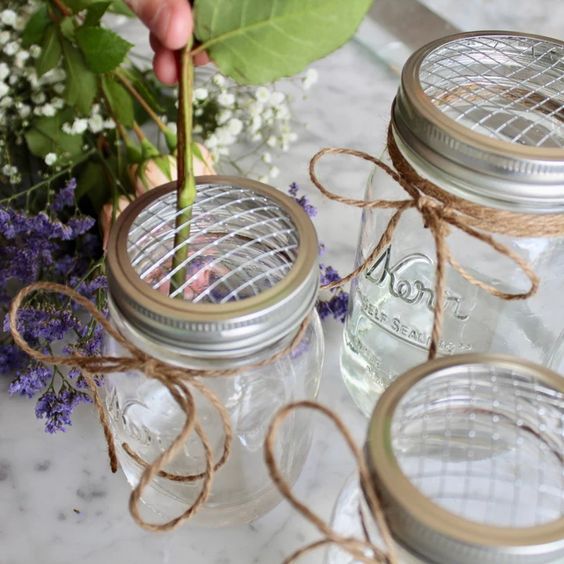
[159, 0, 193, 50]
[153, 48, 179, 85]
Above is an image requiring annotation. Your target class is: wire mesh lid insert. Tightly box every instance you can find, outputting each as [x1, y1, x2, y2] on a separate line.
[366, 354, 564, 564]
[393, 31, 564, 209]
[106, 177, 319, 357]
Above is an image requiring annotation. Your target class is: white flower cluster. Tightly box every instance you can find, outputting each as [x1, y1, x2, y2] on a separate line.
[62, 104, 116, 136]
[0, 3, 69, 181]
[190, 68, 317, 182]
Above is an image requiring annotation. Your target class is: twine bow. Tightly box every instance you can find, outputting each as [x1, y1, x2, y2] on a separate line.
[264, 401, 398, 564]
[310, 123, 549, 359]
[9, 281, 309, 532]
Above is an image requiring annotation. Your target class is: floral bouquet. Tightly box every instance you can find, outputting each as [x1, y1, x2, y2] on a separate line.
[1, 1, 350, 433]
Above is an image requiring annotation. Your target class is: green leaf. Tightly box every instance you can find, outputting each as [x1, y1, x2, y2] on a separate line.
[85, 1, 112, 26]
[59, 17, 76, 40]
[75, 27, 133, 73]
[101, 75, 134, 127]
[25, 111, 84, 160]
[21, 5, 50, 47]
[76, 161, 110, 213]
[36, 27, 62, 77]
[194, 0, 372, 84]
[109, 0, 134, 16]
[62, 40, 98, 115]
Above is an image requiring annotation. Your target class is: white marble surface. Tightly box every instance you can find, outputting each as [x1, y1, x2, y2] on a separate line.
[1, 6, 562, 564]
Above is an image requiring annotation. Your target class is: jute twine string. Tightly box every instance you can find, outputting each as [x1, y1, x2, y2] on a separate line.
[9, 281, 310, 532]
[264, 401, 398, 564]
[308, 122, 564, 359]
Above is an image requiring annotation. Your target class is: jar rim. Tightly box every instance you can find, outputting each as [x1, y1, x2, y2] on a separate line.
[365, 353, 564, 564]
[394, 31, 564, 211]
[106, 177, 319, 357]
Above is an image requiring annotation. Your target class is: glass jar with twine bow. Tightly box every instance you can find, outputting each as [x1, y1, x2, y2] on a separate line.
[308, 31, 564, 416]
[9, 177, 324, 530]
[265, 354, 564, 564]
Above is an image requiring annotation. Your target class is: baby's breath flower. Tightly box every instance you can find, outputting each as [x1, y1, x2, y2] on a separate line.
[217, 92, 235, 107]
[0, 81, 8, 99]
[255, 86, 271, 103]
[193, 87, 208, 101]
[29, 44, 41, 58]
[262, 152, 272, 164]
[217, 109, 232, 125]
[44, 152, 57, 166]
[227, 117, 243, 136]
[212, 73, 226, 87]
[0, 31, 11, 45]
[270, 91, 285, 106]
[303, 67, 319, 90]
[269, 165, 280, 179]
[0, 9, 17, 28]
[4, 40, 19, 56]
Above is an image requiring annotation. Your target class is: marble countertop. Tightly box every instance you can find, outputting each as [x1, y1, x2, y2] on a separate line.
[1, 5, 562, 564]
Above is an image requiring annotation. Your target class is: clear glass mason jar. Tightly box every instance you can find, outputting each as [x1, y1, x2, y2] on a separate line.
[341, 31, 564, 415]
[103, 177, 324, 526]
[328, 355, 564, 564]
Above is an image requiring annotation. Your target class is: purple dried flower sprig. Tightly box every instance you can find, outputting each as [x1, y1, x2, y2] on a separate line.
[1, 177, 106, 433]
[288, 183, 350, 323]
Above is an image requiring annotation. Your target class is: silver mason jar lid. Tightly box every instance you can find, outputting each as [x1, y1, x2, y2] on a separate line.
[106, 176, 319, 358]
[393, 31, 564, 210]
[365, 354, 564, 564]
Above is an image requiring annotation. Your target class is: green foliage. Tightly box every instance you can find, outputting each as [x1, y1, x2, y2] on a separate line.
[194, 0, 372, 84]
[75, 27, 133, 73]
[84, 2, 112, 26]
[36, 27, 62, 77]
[21, 5, 50, 48]
[101, 75, 134, 127]
[61, 40, 98, 115]
[25, 110, 84, 160]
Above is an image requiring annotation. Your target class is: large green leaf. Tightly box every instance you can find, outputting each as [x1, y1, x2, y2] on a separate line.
[36, 27, 62, 77]
[21, 5, 50, 47]
[61, 40, 97, 115]
[194, 0, 372, 84]
[75, 27, 133, 73]
[101, 75, 134, 127]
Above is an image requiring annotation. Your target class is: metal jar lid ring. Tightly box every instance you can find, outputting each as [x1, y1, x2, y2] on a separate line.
[366, 353, 564, 564]
[106, 176, 319, 358]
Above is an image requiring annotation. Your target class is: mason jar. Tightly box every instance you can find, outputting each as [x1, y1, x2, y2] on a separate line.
[341, 31, 564, 415]
[328, 354, 564, 564]
[104, 176, 323, 526]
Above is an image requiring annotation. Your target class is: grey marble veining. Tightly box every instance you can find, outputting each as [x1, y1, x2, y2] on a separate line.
[1, 5, 562, 564]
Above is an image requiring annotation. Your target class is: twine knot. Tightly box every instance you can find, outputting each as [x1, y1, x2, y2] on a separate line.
[9, 280, 309, 532]
[308, 121, 549, 360]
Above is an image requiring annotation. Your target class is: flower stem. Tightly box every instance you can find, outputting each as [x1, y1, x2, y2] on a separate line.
[170, 39, 195, 297]
[51, 0, 72, 17]
[114, 70, 170, 135]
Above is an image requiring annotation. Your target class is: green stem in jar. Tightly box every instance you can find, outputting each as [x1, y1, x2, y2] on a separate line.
[170, 38, 195, 297]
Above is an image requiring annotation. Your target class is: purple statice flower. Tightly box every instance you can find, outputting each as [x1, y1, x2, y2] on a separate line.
[317, 264, 349, 323]
[3, 307, 81, 344]
[288, 182, 317, 218]
[52, 178, 77, 213]
[35, 387, 92, 433]
[319, 264, 341, 286]
[0, 343, 26, 373]
[9, 364, 52, 398]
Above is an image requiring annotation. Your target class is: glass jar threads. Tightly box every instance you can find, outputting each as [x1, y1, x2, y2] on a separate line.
[104, 176, 323, 526]
[341, 31, 564, 415]
[328, 354, 564, 564]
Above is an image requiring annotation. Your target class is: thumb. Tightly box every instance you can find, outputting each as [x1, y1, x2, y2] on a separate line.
[126, 0, 193, 50]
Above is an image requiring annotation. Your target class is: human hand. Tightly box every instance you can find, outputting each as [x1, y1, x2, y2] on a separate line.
[125, 0, 209, 84]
